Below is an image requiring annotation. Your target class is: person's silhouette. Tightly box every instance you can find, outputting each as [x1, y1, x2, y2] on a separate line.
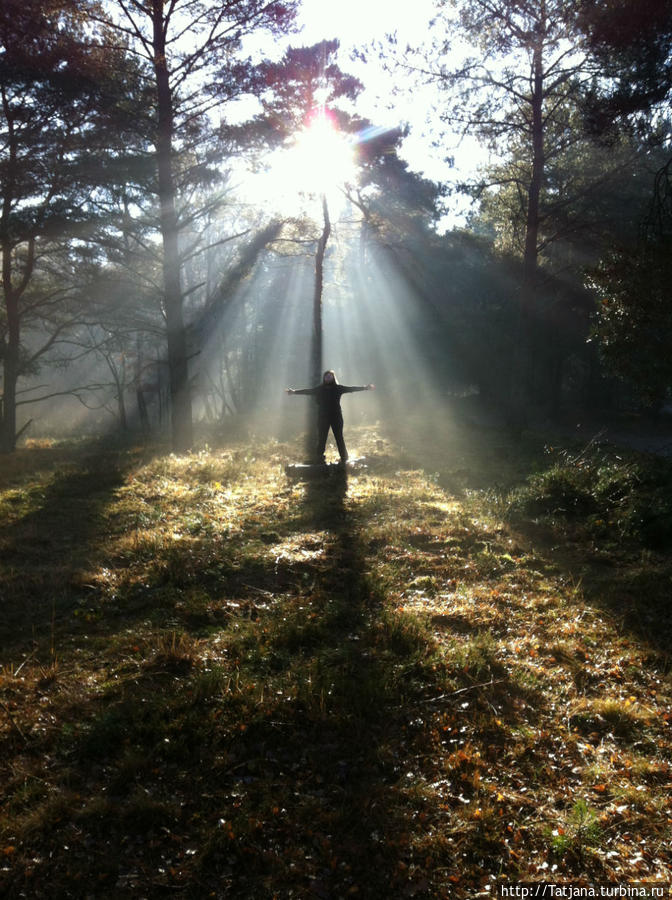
[286, 370, 374, 463]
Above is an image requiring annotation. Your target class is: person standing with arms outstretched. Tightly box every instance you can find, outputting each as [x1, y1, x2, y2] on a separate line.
[286, 370, 374, 464]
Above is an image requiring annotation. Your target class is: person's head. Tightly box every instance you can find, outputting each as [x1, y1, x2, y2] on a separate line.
[322, 370, 337, 384]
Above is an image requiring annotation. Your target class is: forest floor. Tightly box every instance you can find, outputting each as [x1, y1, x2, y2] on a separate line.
[1, 416, 671, 898]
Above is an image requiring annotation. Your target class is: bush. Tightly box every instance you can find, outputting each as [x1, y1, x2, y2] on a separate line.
[507, 447, 672, 548]
[508, 461, 598, 518]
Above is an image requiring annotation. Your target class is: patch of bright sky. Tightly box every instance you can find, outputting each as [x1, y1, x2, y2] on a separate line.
[235, 0, 484, 226]
[297, 0, 439, 163]
[297, 0, 436, 48]
[241, 111, 358, 219]
[294, 0, 484, 225]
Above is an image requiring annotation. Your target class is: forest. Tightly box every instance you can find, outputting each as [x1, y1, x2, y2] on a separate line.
[1, 0, 672, 897]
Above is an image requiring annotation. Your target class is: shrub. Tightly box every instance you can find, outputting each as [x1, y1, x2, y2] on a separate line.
[508, 447, 672, 548]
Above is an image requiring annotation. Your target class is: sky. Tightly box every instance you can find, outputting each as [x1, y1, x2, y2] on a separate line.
[296, 0, 437, 49]
[295, 0, 437, 147]
[233, 0, 488, 226]
[292, 0, 483, 223]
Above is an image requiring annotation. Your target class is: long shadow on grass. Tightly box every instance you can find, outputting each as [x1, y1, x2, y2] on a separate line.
[195, 469, 441, 897]
[0, 446, 141, 661]
[186, 471, 550, 897]
[1, 468, 444, 898]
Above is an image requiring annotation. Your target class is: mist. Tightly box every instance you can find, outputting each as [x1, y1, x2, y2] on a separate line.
[14, 202, 486, 459]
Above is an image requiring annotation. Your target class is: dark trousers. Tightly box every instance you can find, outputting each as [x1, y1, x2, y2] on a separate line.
[316, 412, 347, 462]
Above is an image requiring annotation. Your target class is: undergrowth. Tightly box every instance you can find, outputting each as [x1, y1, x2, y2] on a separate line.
[508, 442, 672, 550]
[0, 423, 670, 898]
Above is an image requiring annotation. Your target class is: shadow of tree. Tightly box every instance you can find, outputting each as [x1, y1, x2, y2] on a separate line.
[0, 447, 144, 659]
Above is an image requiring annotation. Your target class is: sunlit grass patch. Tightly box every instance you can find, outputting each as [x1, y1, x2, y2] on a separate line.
[0, 482, 51, 521]
[190, 663, 233, 704]
[449, 629, 503, 682]
[144, 629, 201, 673]
[129, 447, 247, 485]
[568, 697, 655, 743]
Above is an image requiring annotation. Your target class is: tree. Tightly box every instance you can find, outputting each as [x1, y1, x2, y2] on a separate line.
[60, 252, 167, 433]
[572, 1, 672, 412]
[387, 0, 601, 422]
[468, 124, 671, 413]
[590, 156, 672, 412]
[0, 0, 144, 452]
[577, 0, 672, 137]
[391, 0, 672, 423]
[101, 0, 297, 451]
[257, 40, 363, 387]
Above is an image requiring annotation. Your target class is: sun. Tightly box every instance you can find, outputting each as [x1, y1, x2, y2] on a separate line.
[239, 110, 357, 218]
[286, 111, 356, 197]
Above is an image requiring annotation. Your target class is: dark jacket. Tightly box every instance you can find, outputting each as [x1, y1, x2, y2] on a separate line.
[293, 384, 368, 419]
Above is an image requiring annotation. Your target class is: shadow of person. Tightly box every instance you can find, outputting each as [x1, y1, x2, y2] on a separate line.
[301, 466, 348, 533]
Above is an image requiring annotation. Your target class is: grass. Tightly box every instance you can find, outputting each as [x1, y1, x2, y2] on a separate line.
[0, 420, 671, 898]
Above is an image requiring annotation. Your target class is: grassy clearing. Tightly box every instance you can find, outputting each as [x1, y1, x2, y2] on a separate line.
[0, 421, 671, 898]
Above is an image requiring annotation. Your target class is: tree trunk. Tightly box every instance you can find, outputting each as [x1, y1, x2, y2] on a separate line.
[311, 194, 331, 385]
[0, 90, 20, 454]
[136, 385, 150, 432]
[0, 287, 19, 454]
[523, 35, 546, 380]
[0, 237, 30, 454]
[135, 335, 151, 433]
[152, 0, 192, 452]
[116, 374, 128, 431]
[509, 26, 545, 431]
[306, 194, 331, 459]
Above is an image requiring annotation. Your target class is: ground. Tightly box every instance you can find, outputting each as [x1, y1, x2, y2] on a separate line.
[0, 416, 670, 898]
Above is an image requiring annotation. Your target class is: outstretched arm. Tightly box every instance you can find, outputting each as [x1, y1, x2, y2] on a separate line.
[340, 384, 375, 393]
[285, 386, 319, 395]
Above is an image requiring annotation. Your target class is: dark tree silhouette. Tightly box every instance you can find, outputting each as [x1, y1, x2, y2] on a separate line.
[0, 0, 143, 452]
